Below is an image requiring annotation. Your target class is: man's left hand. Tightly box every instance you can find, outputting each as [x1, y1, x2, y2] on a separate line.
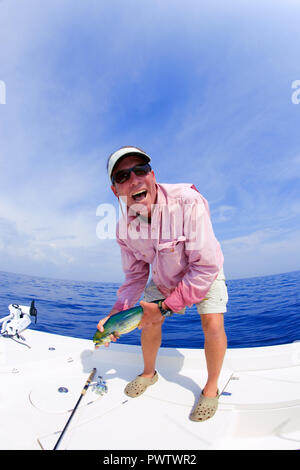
[138, 300, 164, 329]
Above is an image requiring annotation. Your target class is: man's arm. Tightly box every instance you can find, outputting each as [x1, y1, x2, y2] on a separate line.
[111, 235, 150, 311]
[164, 198, 224, 313]
[96, 235, 150, 345]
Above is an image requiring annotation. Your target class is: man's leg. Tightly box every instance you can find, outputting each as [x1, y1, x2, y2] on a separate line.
[124, 320, 163, 397]
[200, 313, 227, 397]
[140, 320, 164, 378]
[139, 279, 166, 378]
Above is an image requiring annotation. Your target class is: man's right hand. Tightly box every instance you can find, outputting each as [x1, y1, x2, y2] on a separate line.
[96, 309, 119, 348]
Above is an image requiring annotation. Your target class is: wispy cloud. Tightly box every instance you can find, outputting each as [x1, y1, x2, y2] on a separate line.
[222, 228, 300, 278]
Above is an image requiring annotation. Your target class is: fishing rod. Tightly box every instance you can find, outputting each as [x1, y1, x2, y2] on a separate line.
[53, 367, 97, 450]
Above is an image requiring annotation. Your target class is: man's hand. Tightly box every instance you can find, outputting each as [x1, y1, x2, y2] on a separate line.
[96, 309, 119, 348]
[138, 300, 164, 329]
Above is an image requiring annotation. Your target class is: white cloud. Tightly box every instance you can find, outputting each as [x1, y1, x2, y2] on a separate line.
[222, 228, 300, 278]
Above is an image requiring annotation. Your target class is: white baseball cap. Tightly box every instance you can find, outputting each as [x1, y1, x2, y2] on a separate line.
[107, 146, 151, 182]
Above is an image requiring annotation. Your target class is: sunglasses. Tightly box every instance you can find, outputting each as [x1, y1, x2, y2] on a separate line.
[112, 163, 152, 184]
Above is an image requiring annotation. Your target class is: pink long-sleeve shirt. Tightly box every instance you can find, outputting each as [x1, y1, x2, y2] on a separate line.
[112, 183, 224, 313]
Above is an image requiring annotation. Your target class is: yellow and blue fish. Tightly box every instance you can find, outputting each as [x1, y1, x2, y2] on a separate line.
[93, 301, 166, 347]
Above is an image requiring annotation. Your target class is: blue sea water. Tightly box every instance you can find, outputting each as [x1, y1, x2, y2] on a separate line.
[0, 269, 299, 349]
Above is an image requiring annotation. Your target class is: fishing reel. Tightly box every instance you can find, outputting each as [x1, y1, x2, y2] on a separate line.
[0, 300, 37, 339]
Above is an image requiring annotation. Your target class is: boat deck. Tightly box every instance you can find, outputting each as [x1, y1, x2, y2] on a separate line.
[1, 329, 299, 450]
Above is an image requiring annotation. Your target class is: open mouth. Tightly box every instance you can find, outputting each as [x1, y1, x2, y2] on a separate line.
[132, 190, 147, 202]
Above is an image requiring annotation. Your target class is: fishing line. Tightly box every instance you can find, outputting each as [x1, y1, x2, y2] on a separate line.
[0, 332, 31, 348]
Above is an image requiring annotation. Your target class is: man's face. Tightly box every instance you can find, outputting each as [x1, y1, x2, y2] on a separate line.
[111, 155, 157, 218]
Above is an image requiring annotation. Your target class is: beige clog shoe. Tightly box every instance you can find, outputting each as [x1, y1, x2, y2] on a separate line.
[189, 389, 220, 422]
[124, 371, 158, 397]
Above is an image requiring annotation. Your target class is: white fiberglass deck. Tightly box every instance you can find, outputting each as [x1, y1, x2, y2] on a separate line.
[0, 329, 299, 450]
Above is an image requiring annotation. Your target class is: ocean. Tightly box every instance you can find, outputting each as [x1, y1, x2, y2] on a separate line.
[0, 269, 299, 349]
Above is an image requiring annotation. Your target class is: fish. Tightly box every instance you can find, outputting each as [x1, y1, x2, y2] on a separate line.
[93, 300, 164, 347]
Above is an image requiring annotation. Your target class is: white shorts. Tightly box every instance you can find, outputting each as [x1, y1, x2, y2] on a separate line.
[143, 268, 228, 314]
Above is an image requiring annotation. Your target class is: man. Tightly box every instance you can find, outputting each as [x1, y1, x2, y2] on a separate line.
[97, 146, 228, 422]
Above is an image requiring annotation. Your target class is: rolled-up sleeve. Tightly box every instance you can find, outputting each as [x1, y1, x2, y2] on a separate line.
[112, 235, 150, 312]
[164, 198, 223, 312]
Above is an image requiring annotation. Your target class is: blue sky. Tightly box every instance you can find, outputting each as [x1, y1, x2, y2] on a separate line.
[0, 0, 300, 282]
